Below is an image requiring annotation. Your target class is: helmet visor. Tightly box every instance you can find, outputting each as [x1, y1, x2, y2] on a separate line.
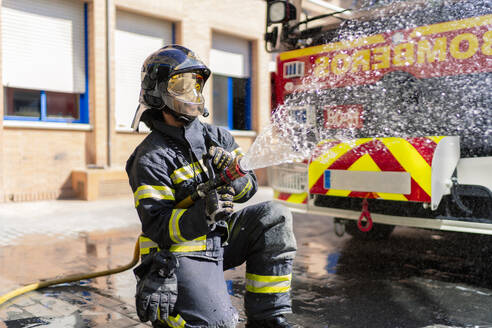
[167, 72, 204, 104]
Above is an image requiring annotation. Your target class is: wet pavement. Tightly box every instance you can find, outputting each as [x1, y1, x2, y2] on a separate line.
[288, 213, 492, 328]
[1, 192, 492, 327]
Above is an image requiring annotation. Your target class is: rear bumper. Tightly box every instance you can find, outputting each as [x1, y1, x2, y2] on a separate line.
[275, 198, 492, 235]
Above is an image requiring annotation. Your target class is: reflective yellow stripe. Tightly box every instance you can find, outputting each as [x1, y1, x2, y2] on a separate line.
[171, 161, 207, 184]
[170, 235, 207, 252]
[325, 189, 351, 197]
[345, 153, 407, 201]
[274, 190, 308, 204]
[139, 235, 160, 255]
[280, 34, 386, 61]
[166, 314, 186, 328]
[140, 234, 207, 256]
[322, 145, 378, 199]
[380, 138, 432, 196]
[134, 185, 175, 207]
[309, 138, 371, 189]
[233, 178, 252, 201]
[348, 153, 379, 171]
[376, 192, 408, 201]
[410, 14, 492, 37]
[169, 209, 188, 243]
[427, 136, 446, 144]
[245, 273, 292, 294]
[286, 192, 308, 204]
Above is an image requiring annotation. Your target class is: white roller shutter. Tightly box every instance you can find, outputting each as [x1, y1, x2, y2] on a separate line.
[211, 33, 250, 78]
[1, 0, 85, 93]
[115, 10, 173, 129]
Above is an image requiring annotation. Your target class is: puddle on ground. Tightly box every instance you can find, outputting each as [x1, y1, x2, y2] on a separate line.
[2, 213, 492, 327]
[0, 226, 140, 293]
[0, 226, 142, 327]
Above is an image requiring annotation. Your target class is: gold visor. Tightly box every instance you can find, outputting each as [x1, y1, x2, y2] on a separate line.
[167, 72, 204, 104]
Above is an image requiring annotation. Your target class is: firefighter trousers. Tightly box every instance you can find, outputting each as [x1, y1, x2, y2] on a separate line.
[153, 201, 297, 327]
[224, 201, 297, 320]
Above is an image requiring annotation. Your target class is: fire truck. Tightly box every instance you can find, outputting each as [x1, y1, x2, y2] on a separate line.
[264, 0, 492, 239]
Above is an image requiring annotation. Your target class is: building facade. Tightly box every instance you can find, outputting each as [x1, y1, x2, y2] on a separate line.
[0, 0, 273, 202]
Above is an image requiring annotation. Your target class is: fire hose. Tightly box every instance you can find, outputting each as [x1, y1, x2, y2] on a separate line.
[0, 239, 141, 306]
[0, 157, 247, 307]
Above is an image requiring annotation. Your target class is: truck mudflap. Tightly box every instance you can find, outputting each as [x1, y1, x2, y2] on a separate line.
[309, 136, 460, 209]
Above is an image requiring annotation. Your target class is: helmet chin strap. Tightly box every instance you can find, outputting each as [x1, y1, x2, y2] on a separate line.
[163, 106, 196, 124]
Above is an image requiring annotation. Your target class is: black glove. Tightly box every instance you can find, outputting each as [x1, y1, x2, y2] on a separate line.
[205, 185, 235, 224]
[134, 250, 179, 323]
[208, 146, 233, 171]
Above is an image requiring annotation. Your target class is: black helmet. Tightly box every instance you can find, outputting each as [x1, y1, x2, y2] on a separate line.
[131, 45, 211, 130]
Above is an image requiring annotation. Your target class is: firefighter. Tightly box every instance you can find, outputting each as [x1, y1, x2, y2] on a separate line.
[126, 45, 298, 328]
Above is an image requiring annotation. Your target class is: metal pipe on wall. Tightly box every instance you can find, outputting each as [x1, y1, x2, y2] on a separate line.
[106, 0, 112, 167]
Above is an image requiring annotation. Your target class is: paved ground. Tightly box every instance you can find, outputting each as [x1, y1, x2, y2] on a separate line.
[0, 196, 141, 247]
[2, 188, 492, 327]
[0, 188, 273, 328]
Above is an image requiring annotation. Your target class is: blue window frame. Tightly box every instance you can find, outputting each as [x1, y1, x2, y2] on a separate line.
[212, 43, 252, 131]
[3, 3, 89, 124]
[212, 75, 251, 130]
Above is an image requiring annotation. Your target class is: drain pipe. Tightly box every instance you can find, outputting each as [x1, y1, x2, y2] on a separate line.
[106, 0, 112, 167]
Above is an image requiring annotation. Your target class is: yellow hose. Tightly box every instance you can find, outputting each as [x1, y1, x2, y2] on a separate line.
[0, 238, 140, 306]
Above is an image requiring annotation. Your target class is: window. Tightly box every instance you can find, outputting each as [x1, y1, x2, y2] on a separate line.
[1, 0, 88, 124]
[5, 88, 40, 118]
[4, 88, 81, 122]
[212, 75, 229, 127]
[114, 10, 173, 130]
[210, 33, 252, 131]
[46, 91, 79, 120]
[212, 75, 251, 130]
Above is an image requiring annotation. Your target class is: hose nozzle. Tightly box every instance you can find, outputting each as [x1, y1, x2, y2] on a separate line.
[219, 156, 246, 185]
[176, 156, 247, 209]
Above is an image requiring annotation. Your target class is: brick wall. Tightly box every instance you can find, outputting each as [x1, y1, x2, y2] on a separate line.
[0, 0, 4, 202]
[110, 0, 269, 169]
[0, 0, 271, 201]
[2, 129, 87, 201]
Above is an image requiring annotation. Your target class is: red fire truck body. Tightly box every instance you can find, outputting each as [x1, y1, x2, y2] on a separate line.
[265, 0, 492, 238]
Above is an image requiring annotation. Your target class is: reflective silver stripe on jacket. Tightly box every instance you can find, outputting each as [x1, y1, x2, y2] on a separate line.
[134, 185, 175, 207]
[140, 234, 208, 255]
[168, 209, 188, 243]
[170, 235, 207, 252]
[233, 178, 252, 201]
[171, 160, 207, 185]
[245, 273, 292, 294]
[139, 235, 160, 255]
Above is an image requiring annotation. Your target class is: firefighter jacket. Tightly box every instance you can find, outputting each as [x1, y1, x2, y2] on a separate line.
[126, 117, 258, 250]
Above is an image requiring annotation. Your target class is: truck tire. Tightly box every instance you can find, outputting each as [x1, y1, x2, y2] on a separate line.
[342, 219, 395, 241]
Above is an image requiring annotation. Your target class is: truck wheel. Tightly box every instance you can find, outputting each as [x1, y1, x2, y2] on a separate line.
[342, 219, 395, 240]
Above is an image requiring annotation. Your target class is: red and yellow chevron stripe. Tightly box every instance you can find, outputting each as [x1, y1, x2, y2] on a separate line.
[309, 136, 445, 202]
[274, 190, 308, 204]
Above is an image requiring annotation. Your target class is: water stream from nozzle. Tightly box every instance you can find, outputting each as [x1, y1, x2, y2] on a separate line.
[239, 105, 319, 171]
[240, 1, 490, 172]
